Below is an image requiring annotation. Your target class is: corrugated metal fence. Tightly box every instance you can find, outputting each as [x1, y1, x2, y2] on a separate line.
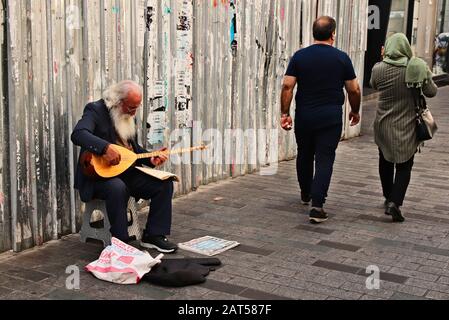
[0, 0, 367, 253]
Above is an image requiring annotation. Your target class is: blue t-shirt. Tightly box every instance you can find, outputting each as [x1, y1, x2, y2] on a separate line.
[286, 44, 356, 129]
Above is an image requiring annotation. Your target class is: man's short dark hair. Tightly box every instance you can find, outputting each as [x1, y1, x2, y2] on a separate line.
[313, 16, 336, 41]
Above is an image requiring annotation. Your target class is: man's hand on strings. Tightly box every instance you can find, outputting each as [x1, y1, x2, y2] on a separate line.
[103, 144, 121, 166]
[151, 147, 169, 167]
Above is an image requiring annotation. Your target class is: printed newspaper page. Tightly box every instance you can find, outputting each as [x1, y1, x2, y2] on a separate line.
[135, 166, 180, 182]
[178, 236, 240, 256]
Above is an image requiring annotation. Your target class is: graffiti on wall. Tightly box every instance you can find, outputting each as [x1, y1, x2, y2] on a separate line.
[230, 0, 237, 53]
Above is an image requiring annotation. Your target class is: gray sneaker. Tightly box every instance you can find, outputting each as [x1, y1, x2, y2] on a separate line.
[309, 208, 328, 224]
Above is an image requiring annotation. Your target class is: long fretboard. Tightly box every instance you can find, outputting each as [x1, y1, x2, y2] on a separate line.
[135, 145, 206, 160]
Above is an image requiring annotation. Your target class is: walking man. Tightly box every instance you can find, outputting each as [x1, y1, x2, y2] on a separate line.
[280, 16, 361, 224]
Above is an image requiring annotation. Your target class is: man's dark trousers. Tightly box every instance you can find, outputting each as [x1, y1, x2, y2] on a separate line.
[295, 123, 342, 208]
[92, 169, 173, 241]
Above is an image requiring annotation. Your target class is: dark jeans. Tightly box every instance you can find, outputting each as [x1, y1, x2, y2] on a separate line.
[92, 169, 174, 241]
[379, 150, 414, 207]
[295, 123, 342, 208]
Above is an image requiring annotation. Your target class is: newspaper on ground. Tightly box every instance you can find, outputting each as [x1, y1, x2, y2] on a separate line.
[178, 236, 240, 256]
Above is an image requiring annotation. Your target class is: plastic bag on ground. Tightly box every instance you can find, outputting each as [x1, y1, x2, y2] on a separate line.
[85, 237, 163, 285]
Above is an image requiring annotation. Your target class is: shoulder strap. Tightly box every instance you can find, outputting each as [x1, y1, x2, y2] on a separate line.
[419, 93, 427, 110]
[410, 87, 425, 111]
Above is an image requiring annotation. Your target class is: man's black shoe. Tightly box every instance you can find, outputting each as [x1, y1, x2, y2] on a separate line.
[301, 192, 311, 205]
[140, 235, 178, 253]
[309, 208, 328, 224]
[385, 202, 405, 223]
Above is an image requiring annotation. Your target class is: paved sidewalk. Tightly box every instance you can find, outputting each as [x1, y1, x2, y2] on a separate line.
[0, 87, 448, 300]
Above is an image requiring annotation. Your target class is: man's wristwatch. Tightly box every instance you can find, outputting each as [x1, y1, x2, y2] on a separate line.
[281, 113, 290, 118]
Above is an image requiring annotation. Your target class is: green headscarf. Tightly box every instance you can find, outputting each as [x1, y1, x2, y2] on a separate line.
[383, 33, 432, 88]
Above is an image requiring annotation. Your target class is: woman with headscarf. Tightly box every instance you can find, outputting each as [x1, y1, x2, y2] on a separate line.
[370, 33, 438, 223]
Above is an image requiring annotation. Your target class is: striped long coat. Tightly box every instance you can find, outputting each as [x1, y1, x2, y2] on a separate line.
[370, 62, 438, 164]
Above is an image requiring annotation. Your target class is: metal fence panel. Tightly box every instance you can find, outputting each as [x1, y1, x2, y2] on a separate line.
[0, 0, 367, 252]
[0, 0, 12, 252]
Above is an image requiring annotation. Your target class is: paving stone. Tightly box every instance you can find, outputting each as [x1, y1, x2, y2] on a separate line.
[405, 278, 449, 293]
[413, 245, 449, 257]
[318, 240, 361, 252]
[0, 264, 51, 282]
[201, 291, 248, 300]
[200, 279, 246, 295]
[239, 288, 290, 300]
[382, 283, 429, 297]
[2, 291, 43, 300]
[434, 205, 449, 211]
[232, 245, 274, 256]
[338, 181, 368, 188]
[305, 282, 363, 300]
[295, 273, 346, 289]
[312, 260, 362, 275]
[377, 272, 409, 284]
[357, 190, 384, 197]
[257, 266, 296, 278]
[387, 267, 439, 282]
[263, 204, 300, 213]
[425, 290, 449, 300]
[44, 288, 96, 300]
[206, 271, 235, 283]
[359, 295, 384, 300]
[0, 274, 55, 297]
[219, 265, 268, 281]
[115, 282, 175, 299]
[296, 225, 335, 235]
[271, 286, 328, 300]
[339, 282, 395, 299]
[370, 238, 415, 249]
[87, 285, 142, 300]
[357, 214, 389, 223]
[424, 183, 449, 190]
[0, 286, 13, 297]
[263, 274, 309, 290]
[389, 292, 429, 300]
[165, 286, 210, 299]
[226, 276, 279, 293]
[406, 213, 449, 224]
[173, 208, 205, 217]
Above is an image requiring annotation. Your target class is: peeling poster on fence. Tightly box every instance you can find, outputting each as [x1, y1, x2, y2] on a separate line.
[175, 0, 193, 129]
[147, 111, 166, 147]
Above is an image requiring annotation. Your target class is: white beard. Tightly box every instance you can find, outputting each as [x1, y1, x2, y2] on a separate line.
[110, 107, 136, 142]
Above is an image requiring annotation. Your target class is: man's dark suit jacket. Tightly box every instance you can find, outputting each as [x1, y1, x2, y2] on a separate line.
[71, 99, 153, 202]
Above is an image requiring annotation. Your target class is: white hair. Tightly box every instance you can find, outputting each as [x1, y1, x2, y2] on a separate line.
[103, 80, 141, 141]
[103, 80, 143, 110]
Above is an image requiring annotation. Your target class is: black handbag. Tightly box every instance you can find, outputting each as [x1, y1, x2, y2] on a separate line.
[411, 88, 438, 142]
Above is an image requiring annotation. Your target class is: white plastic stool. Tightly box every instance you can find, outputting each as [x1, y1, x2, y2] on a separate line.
[80, 197, 142, 247]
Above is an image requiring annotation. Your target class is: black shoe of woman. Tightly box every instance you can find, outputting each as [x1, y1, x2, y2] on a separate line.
[385, 202, 405, 223]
